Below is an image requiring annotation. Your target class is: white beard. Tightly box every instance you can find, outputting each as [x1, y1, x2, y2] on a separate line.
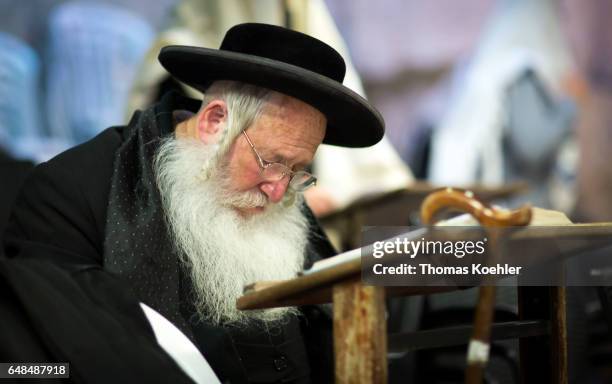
[154, 137, 308, 326]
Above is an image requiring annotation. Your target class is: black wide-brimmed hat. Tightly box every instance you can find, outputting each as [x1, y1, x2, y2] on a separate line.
[158, 23, 384, 147]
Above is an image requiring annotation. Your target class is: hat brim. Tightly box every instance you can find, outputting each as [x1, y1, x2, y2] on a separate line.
[159, 45, 384, 148]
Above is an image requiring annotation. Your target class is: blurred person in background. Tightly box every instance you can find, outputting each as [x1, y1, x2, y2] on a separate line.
[0, 0, 175, 162]
[427, 0, 577, 211]
[560, 0, 612, 223]
[326, 0, 494, 177]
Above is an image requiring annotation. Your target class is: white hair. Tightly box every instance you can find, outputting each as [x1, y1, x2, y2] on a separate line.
[199, 80, 274, 178]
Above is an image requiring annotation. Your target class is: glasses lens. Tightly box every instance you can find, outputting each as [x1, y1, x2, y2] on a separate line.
[262, 163, 288, 181]
[261, 165, 316, 191]
[289, 171, 317, 191]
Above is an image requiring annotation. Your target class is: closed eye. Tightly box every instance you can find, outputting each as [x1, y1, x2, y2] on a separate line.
[263, 149, 309, 172]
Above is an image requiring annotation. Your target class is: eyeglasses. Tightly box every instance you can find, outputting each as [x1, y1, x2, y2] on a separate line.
[242, 130, 317, 192]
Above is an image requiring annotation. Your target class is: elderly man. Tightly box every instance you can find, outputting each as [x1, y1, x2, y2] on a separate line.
[3, 23, 383, 383]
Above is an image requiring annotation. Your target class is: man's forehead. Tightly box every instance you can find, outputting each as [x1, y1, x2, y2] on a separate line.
[256, 100, 326, 143]
[248, 95, 326, 167]
[261, 93, 327, 129]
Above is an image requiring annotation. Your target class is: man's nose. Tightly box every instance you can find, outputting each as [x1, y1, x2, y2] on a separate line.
[260, 177, 290, 203]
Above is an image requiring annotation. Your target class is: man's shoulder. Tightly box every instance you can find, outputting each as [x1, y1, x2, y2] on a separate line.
[28, 126, 125, 219]
[5, 127, 126, 261]
[42, 126, 124, 179]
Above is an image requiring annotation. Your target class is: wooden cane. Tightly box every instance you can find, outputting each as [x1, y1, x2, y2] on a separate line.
[420, 188, 532, 384]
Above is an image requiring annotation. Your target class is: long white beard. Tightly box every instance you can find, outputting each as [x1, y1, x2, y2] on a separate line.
[154, 137, 308, 326]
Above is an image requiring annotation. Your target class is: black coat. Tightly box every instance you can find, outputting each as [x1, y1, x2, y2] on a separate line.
[3, 92, 336, 383]
[0, 150, 33, 243]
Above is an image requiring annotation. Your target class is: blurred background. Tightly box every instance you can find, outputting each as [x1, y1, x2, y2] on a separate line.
[3, 0, 612, 222]
[1, 0, 612, 382]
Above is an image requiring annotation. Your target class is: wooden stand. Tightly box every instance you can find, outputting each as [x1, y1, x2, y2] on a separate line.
[333, 282, 387, 383]
[237, 225, 611, 383]
[518, 284, 568, 384]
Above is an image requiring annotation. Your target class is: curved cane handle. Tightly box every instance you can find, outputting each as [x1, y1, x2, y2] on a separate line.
[420, 187, 532, 227]
[419, 187, 532, 384]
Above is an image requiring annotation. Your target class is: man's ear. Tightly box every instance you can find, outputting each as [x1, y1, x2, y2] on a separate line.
[196, 100, 228, 144]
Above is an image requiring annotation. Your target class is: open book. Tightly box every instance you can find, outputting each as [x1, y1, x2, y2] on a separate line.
[302, 207, 572, 276]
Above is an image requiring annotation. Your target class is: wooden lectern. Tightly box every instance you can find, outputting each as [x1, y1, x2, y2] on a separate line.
[238, 196, 612, 383]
